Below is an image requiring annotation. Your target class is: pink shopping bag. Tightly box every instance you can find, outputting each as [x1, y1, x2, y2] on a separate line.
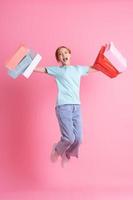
[104, 42, 127, 72]
[5, 45, 29, 69]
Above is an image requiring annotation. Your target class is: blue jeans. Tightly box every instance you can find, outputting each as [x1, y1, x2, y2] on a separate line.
[54, 104, 83, 159]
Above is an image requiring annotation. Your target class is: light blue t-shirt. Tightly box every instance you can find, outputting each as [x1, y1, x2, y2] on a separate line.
[45, 65, 90, 106]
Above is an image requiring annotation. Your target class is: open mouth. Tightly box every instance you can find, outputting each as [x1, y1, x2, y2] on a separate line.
[63, 58, 68, 62]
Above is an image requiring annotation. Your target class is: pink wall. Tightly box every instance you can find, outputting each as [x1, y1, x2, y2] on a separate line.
[0, 0, 133, 196]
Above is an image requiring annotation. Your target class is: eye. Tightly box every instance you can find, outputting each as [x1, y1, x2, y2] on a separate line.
[65, 52, 68, 54]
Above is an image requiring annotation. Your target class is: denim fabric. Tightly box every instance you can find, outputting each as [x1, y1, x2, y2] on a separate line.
[54, 104, 83, 159]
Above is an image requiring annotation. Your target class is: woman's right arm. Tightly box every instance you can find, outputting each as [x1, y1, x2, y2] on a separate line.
[34, 66, 48, 73]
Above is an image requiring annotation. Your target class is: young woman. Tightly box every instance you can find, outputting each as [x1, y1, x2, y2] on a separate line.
[34, 46, 98, 167]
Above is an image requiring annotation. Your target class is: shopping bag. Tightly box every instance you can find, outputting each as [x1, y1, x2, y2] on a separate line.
[5, 45, 29, 69]
[6, 46, 42, 79]
[93, 46, 120, 78]
[22, 53, 42, 78]
[8, 53, 33, 79]
[104, 41, 127, 72]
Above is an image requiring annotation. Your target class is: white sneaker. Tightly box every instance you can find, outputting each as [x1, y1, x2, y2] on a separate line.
[61, 153, 70, 168]
[50, 143, 59, 163]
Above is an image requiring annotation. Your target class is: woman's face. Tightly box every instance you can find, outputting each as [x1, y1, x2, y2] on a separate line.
[57, 48, 71, 66]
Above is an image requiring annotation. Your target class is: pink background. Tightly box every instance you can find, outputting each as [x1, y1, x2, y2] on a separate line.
[0, 0, 133, 199]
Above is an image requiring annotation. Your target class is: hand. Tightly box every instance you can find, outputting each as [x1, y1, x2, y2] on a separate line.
[105, 43, 109, 49]
[90, 66, 99, 72]
[34, 66, 45, 73]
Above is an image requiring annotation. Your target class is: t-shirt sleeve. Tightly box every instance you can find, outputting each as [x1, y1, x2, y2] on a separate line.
[77, 65, 91, 76]
[45, 66, 61, 77]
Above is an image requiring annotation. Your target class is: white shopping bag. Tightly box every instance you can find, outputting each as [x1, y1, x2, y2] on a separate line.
[22, 54, 42, 78]
[104, 41, 127, 72]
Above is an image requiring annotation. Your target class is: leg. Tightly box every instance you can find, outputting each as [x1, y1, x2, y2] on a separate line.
[54, 104, 75, 157]
[66, 105, 83, 158]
